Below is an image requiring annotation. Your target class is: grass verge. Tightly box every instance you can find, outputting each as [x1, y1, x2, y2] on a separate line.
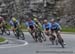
[0, 37, 6, 42]
[6, 24, 75, 32]
[62, 27, 75, 32]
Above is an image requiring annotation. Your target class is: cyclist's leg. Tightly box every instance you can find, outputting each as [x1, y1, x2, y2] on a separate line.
[44, 29, 55, 41]
[55, 30, 64, 43]
[44, 30, 51, 36]
[49, 30, 56, 44]
[11, 26, 16, 35]
[51, 30, 56, 40]
[28, 27, 35, 38]
[1, 24, 5, 34]
[45, 30, 55, 40]
[0, 26, 3, 34]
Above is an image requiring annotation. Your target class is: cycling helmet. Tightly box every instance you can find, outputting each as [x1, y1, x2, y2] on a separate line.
[44, 19, 48, 23]
[50, 18, 55, 22]
[34, 18, 37, 20]
[12, 17, 16, 22]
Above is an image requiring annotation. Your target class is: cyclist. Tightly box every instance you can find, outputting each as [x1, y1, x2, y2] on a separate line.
[0, 16, 4, 28]
[9, 17, 19, 33]
[0, 16, 6, 28]
[33, 18, 42, 30]
[25, 18, 36, 38]
[33, 18, 39, 25]
[50, 18, 65, 45]
[42, 19, 52, 39]
[0, 16, 9, 35]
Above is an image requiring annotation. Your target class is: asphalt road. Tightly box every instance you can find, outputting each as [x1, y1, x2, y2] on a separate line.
[0, 32, 75, 54]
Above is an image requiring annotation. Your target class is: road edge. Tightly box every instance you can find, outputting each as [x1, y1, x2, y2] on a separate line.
[0, 39, 8, 45]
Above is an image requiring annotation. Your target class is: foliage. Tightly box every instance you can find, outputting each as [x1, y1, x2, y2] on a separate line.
[61, 27, 75, 32]
[0, 37, 6, 42]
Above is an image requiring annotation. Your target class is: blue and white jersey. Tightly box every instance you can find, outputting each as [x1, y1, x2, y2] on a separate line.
[25, 20, 35, 27]
[9, 20, 19, 27]
[43, 22, 52, 30]
[51, 22, 61, 29]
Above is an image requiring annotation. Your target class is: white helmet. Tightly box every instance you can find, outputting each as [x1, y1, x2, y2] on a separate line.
[43, 19, 48, 23]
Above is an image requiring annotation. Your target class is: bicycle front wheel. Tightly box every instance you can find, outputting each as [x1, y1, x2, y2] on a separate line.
[19, 31, 25, 40]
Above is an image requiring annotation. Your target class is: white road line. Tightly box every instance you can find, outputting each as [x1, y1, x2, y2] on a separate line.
[0, 41, 28, 49]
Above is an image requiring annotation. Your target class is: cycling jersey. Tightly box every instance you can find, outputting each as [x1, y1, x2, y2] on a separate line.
[26, 20, 35, 30]
[34, 21, 42, 27]
[51, 22, 61, 30]
[43, 22, 51, 30]
[9, 20, 19, 28]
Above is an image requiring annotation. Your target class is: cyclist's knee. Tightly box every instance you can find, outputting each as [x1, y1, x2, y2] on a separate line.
[50, 34, 56, 40]
[45, 31, 50, 36]
[56, 31, 63, 41]
[56, 31, 61, 36]
[44, 30, 51, 36]
[49, 36, 56, 41]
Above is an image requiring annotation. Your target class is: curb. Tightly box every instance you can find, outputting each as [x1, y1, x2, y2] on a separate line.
[0, 39, 8, 45]
[61, 32, 75, 34]
[23, 32, 75, 34]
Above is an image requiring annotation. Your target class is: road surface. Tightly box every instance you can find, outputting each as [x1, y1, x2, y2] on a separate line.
[0, 32, 75, 54]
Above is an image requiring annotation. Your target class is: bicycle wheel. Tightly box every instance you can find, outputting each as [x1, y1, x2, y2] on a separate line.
[14, 29, 19, 39]
[34, 31, 38, 42]
[1, 26, 10, 35]
[58, 40, 64, 48]
[19, 31, 25, 40]
[41, 32, 46, 41]
[49, 36, 55, 45]
[30, 32, 36, 40]
[37, 31, 43, 43]
[38, 37, 42, 43]
[5, 29, 10, 35]
[1, 27, 4, 35]
[58, 37, 64, 48]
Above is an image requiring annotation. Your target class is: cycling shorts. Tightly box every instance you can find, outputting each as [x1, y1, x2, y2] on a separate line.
[29, 25, 34, 30]
[46, 28, 49, 31]
[13, 23, 18, 28]
[51, 28, 60, 32]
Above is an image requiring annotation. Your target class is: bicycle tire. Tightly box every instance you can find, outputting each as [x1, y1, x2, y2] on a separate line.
[41, 32, 46, 41]
[58, 39, 64, 48]
[5, 29, 10, 35]
[14, 29, 19, 39]
[20, 32, 25, 40]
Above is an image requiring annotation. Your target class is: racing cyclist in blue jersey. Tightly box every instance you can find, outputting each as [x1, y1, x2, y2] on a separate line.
[42, 19, 52, 39]
[25, 18, 36, 39]
[50, 18, 65, 45]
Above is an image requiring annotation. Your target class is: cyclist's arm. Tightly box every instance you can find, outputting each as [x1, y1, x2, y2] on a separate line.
[16, 20, 20, 26]
[25, 22, 30, 29]
[9, 20, 13, 26]
[42, 24, 46, 31]
[57, 23, 62, 30]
